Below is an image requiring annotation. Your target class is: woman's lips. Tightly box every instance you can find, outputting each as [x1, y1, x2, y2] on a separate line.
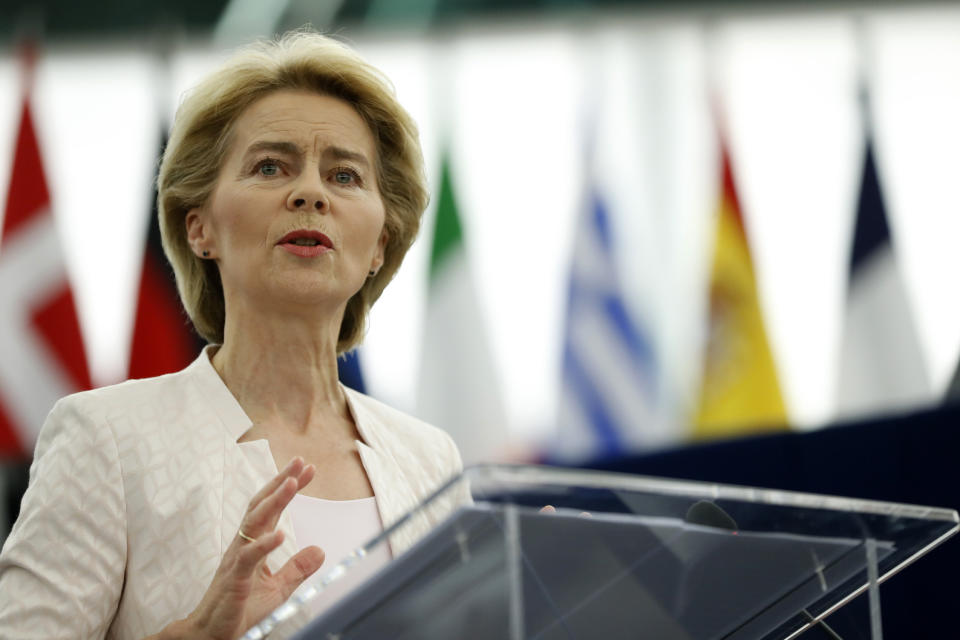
[276, 230, 334, 258]
[279, 243, 331, 258]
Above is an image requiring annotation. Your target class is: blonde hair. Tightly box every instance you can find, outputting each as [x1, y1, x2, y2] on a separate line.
[158, 30, 428, 353]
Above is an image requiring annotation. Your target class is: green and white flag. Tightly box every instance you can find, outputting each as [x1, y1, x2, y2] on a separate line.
[416, 154, 508, 464]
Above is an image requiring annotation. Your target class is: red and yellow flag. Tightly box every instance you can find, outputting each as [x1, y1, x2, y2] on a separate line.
[693, 141, 787, 438]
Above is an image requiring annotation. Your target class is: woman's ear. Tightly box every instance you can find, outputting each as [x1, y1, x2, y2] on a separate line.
[186, 207, 214, 258]
[371, 228, 389, 273]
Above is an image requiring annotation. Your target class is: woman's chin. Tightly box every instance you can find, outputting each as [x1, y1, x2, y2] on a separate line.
[263, 278, 361, 311]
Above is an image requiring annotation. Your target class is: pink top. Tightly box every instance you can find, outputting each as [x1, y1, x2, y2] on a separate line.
[287, 493, 393, 617]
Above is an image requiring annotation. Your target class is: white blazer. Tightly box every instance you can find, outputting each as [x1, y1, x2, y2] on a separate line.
[0, 348, 464, 639]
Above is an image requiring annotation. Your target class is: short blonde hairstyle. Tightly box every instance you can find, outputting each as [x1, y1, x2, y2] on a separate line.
[159, 30, 428, 353]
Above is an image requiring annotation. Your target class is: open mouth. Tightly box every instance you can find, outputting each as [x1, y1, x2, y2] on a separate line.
[277, 230, 334, 249]
[276, 230, 334, 257]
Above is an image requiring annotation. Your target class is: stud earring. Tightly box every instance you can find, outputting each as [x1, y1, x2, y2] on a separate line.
[202, 250, 210, 257]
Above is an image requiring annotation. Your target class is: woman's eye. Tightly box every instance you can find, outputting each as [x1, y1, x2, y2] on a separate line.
[334, 169, 358, 185]
[258, 161, 280, 176]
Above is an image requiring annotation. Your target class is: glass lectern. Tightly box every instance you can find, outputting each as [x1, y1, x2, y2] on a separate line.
[242, 465, 958, 640]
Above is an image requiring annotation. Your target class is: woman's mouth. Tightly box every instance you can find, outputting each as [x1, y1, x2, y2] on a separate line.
[276, 230, 334, 258]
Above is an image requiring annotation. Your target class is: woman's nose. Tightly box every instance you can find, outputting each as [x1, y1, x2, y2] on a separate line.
[292, 197, 324, 210]
[287, 177, 327, 212]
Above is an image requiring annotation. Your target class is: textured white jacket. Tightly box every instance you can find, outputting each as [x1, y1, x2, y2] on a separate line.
[0, 348, 463, 639]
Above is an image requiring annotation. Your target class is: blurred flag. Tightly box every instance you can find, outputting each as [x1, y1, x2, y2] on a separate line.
[836, 131, 932, 418]
[338, 350, 366, 393]
[128, 133, 205, 379]
[692, 140, 787, 438]
[0, 49, 91, 456]
[946, 359, 960, 404]
[553, 184, 659, 463]
[415, 153, 508, 464]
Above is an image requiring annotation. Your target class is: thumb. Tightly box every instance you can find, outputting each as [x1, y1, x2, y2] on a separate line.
[274, 545, 326, 600]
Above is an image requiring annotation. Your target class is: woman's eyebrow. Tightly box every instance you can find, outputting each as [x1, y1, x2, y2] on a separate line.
[243, 140, 302, 158]
[323, 145, 370, 168]
[243, 141, 369, 169]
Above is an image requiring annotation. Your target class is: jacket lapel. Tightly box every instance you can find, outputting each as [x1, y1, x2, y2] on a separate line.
[190, 347, 300, 571]
[233, 438, 300, 573]
[345, 389, 428, 555]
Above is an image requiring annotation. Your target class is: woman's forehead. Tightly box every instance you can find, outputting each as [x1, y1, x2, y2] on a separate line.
[229, 90, 376, 161]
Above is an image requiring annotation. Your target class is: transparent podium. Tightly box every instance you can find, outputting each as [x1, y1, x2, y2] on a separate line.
[243, 465, 958, 640]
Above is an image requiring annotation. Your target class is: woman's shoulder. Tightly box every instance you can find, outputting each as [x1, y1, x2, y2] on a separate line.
[45, 351, 223, 445]
[54, 359, 203, 420]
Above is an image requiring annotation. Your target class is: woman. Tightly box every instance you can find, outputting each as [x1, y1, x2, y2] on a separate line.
[0, 30, 463, 639]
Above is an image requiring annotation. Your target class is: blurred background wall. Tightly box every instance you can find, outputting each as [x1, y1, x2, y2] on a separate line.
[1, 0, 959, 464]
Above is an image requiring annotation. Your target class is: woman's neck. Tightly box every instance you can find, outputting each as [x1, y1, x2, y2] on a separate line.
[212, 305, 351, 437]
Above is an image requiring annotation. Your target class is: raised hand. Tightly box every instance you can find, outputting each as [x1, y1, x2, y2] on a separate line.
[154, 457, 324, 640]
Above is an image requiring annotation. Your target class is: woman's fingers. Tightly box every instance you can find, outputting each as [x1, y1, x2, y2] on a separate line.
[185, 463, 319, 640]
[242, 462, 316, 539]
[234, 530, 286, 576]
[292, 462, 316, 492]
[247, 457, 305, 512]
[243, 477, 297, 538]
[273, 546, 325, 600]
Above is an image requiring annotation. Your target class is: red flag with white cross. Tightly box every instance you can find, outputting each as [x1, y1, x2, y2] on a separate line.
[0, 48, 91, 457]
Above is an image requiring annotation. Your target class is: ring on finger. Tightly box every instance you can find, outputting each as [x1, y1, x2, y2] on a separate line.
[237, 528, 256, 543]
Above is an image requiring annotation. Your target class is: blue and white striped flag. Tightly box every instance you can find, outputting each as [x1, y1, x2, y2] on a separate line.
[553, 187, 659, 463]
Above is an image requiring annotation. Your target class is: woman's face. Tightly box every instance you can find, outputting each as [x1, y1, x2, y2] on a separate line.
[187, 89, 387, 319]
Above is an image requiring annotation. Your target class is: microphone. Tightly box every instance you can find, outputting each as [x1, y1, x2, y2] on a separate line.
[683, 500, 844, 640]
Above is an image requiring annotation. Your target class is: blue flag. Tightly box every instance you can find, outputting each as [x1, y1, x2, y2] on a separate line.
[338, 350, 366, 394]
[554, 187, 658, 462]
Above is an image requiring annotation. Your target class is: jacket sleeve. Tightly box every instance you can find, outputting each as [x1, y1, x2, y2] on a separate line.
[0, 396, 127, 639]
